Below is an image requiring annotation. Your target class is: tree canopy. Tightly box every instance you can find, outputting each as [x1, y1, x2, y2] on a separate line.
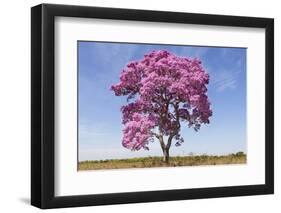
[111, 50, 212, 155]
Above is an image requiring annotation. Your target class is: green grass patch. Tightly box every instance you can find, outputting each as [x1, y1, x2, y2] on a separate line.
[78, 152, 246, 171]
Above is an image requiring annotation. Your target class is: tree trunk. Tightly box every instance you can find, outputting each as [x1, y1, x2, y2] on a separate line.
[162, 147, 170, 164]
[157, 133, 171, 164]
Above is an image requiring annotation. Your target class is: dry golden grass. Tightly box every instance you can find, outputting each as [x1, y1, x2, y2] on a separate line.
[78, 152, 246, 171]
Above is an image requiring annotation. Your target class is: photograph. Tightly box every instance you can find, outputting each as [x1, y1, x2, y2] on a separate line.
[78, 41, 247, 171]
[30, 3, 274, 209]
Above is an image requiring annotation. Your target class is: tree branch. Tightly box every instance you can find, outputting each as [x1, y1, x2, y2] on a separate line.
[166, 103, 181, 150]
[151, 132, 160, 139]
[158, 133, 166, 152]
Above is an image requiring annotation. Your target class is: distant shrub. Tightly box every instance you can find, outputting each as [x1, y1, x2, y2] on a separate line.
[235, 151, 245, 156]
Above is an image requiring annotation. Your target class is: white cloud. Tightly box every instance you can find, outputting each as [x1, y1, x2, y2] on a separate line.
[209, 56, 244, 93]
[211, 70, 239, 92]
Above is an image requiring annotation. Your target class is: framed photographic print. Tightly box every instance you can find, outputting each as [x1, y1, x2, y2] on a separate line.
[31, 3, 274, 209]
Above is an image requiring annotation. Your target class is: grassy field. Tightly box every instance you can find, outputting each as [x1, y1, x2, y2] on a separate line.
[78, 152, 246, 171]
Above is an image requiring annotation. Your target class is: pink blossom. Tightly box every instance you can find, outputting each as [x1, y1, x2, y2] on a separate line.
[111, 50, 212, 152]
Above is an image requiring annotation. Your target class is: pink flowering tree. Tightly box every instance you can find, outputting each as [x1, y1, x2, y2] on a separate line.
[111, 50, 212, 163]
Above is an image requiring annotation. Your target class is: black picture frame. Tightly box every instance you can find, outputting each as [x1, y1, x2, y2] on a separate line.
[31, 3, 274, 209]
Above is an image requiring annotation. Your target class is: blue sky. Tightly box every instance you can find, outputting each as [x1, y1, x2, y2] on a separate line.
[78, 41, 246, 161]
